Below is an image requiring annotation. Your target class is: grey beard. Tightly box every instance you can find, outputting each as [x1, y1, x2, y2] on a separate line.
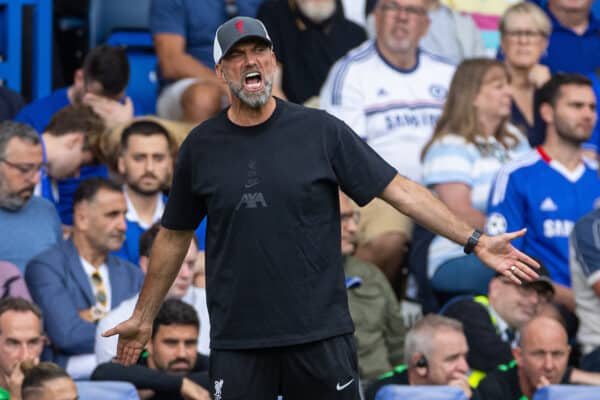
[228, 78, 273, 109]
[0, 193, 28, 211]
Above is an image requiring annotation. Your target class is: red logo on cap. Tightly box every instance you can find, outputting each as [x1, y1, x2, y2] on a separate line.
[235, 20, 244, 33]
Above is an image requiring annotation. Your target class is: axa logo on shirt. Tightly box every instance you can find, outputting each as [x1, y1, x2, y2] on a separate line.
[236, 192, 268, 210]
[543, 219, 574, 238]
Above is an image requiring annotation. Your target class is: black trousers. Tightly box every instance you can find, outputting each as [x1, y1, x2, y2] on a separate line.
[209, 334, 361, 400]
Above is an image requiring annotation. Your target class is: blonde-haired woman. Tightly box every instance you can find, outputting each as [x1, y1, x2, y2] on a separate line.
[500, 2, 552, 146]
[421, 58, 530, 298]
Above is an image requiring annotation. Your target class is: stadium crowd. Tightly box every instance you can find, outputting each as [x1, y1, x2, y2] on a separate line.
[2, 0, 600, 399]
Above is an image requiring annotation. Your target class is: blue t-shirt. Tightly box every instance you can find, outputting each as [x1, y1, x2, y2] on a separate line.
[15, 87, 70, 132]
[539, 7, 600, 75]
[583, 72, 600, 155]
[14, 87, 109, 225]
[486, 147, 600, 287]
[114, 215, 207, 265]
[0, 197, 62, 272]
[149, 0, 263, 90]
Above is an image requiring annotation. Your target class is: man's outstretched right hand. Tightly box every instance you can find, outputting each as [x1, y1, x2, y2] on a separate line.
[102, 316, 151, 366]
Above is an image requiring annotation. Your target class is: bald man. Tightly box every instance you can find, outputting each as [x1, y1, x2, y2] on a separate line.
[477, 316, 600, 400]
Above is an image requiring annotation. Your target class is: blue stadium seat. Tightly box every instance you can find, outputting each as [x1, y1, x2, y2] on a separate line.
[533, 385, 600, 400]
[107, 30, 157, 115]
[88, 0, 151, 49]
[75, 381, 140, 399]
[374, 385, 469, 400]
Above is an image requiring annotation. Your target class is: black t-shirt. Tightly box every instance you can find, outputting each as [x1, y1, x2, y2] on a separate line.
[443, 298, 513, 372]
[476, 362, 571, 400]
[91, 352, 210, 400]
[162, 98, 396, 349]
[257, 1, 367, 104]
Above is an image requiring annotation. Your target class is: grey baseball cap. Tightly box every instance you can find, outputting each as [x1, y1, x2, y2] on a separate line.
[213, 16, 272, 64]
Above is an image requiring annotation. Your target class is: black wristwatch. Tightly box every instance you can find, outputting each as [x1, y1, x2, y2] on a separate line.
[463, 229, 482, 254]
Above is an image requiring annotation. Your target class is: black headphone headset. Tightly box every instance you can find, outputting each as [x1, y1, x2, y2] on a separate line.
[416, 355, 428, 368]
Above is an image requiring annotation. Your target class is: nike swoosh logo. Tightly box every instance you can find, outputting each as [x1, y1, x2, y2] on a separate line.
[336, 379, 354, 391]
[244, 179, 260, 188]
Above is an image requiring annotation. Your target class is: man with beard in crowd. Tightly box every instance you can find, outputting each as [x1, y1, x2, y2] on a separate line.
[0, 121, 62, 272]
[93, 299, 209, 400]
[487, 73, 600, 314]
[113, 120, 175, 265]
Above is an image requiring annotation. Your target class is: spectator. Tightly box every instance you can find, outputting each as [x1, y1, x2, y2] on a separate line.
[0, 262, 31, 301]
[96, 222, 210, 363]
[0, 298, 45, 400]
[25, 178, 144, 378]
[321, 0, 455, 283]
[486, 73, 600, 312]
[442, 0, 515, 56]
[421, 58, 530, 299]
[476, 316, 600, 400]
[0, 121, 62, 272]
[538, 0, 600, 75]
[499, 2, 551, 147]
[15, 45, 134, 226]
[150, 0, 263, 123]
[339, 191, 405, 382]
[570, 209, 600, 372]
[21, 362, 77, 400]
[93, 299, 210, 400]
[113, 120, 175, 265]
[365, 314, 473, 400]
[257, 0, 367, 105]
[15, 45, 132, 134]
[419, 0, 486, 64]
[442, 268, 554, 376]
[36, 105, 105, 208]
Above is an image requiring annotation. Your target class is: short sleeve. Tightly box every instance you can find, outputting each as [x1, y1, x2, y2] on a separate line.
[572, 214, 600, 285]
[320, 56, 368, 139]
[150, 0, 185, 36]
[422, 138, 473, 187]
[329, 117, 396, 206]
[161, 136, 206, 230]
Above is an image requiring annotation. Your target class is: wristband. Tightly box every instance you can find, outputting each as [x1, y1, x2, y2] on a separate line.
[463, 229, 482, 254]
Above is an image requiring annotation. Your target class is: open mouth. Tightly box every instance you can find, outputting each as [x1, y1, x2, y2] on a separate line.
[244, 71, 263, 91]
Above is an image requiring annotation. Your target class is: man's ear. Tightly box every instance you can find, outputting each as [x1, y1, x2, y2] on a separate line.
[65, 132, 84, 150]
[216, 64, 225, 81]
[73, 202, 89, 230]
[540, 102, 554, 125]
[412, 353, 428, 376]
[73, 69, 84, 88]
[512, 346, 522, 365]
[117, 154, 126, 176]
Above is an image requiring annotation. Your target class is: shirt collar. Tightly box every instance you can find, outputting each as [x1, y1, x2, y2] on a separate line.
[123, 187, 165, 229]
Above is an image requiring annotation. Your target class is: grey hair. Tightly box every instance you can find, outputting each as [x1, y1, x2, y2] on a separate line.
[404, 314, 464, 364]
[0, 121, 40, 160]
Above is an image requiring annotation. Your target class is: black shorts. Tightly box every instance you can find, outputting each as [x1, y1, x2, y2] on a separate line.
[209, 334, 360, 400]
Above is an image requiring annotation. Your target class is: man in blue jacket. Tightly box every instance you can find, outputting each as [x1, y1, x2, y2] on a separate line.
[25, 177, 144, 379]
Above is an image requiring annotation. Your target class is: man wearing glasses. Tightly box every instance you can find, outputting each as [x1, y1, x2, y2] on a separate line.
[321, 0, 455, 288]
[0, 121, 62, 272]
[25, 178, 144, 380]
